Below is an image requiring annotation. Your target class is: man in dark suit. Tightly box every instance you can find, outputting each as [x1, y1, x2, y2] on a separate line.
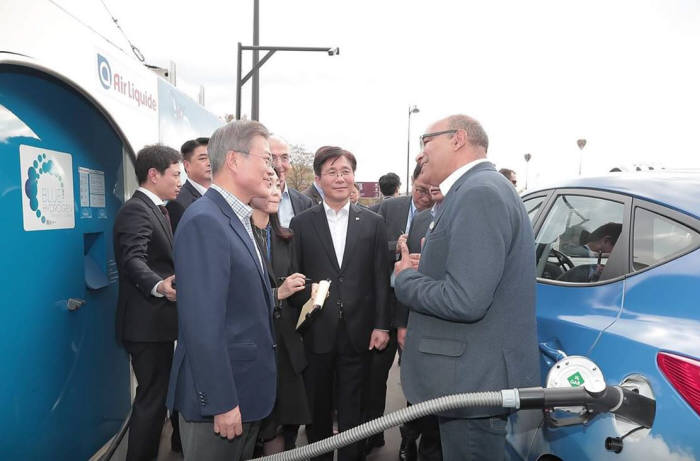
[394, 115, 539, 460]
[290, 146, 391, 461]
[270, 135, 313, 227]
[364, 163, 433, 454]
[167, 120, 277, 460]
[394, 186, 444, 461]
[166, 137, 210, 233]
[302, 179, 324, 205]
[370, 172, 401, 212]
[114, 144, 182, 461]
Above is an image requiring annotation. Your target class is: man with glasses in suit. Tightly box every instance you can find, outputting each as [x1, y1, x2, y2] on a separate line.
[394, 115, 538, 460]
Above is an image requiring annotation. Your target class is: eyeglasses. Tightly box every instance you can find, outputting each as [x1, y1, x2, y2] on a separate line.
[271, 153, 290, 164]
[321, 169, 354, 178]
[238, 150, 273, 168]
[419, 129, 458, 150]
[414, 186, 430, 196]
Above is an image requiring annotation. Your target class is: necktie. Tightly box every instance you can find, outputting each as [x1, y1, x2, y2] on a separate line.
[158, 205, 173, 234]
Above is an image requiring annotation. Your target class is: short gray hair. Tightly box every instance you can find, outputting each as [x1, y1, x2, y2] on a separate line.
[447, 114, 489, 152]
[209, 120, 270, 174]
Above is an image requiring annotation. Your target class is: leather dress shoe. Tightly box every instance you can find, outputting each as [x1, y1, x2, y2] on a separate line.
[398, 432, 417, 461]
[364, 433, 385, 454]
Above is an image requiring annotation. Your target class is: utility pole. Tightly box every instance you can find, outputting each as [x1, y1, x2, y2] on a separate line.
[251, 0, 260, 121]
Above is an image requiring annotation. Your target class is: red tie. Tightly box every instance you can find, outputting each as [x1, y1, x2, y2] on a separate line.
[159, 205, 173, 234]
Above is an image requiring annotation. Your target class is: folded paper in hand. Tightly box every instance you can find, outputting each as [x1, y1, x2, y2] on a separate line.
[296, 280, 331, 331]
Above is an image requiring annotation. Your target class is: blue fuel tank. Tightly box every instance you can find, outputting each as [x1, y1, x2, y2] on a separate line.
[0, 64, 131, 459]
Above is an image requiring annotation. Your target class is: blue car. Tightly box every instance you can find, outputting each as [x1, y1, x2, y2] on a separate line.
[507, 172, 700, 461]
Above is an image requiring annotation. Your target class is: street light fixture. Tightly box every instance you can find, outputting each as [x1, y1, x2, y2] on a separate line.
[524, 153, 532, 190]
[577, 138, 587, 176]
[236, 44, 339, 120]
[406, 105, 420, 194]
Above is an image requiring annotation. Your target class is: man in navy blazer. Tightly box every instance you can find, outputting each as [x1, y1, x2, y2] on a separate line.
[167, 120, 277, 460]
[394, 115, 539, 461]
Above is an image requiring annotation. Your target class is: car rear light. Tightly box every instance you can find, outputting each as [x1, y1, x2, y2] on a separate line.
[657, 352, 700, 417]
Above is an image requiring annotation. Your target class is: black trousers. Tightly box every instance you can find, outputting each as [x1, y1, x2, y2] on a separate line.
[363, 329, 398, 427]
[123, 341, 174, 461]
[402, 404, 443, 461]
[304, 321, 368, 461]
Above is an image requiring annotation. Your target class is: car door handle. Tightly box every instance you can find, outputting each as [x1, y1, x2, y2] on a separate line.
[539, 341, 568, 362]
[67, 298, 86, 311]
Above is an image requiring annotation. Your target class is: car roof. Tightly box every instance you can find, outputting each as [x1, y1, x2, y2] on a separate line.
[527, 171, 700, 219]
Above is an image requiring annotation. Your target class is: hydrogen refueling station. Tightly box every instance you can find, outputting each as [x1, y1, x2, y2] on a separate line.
[0, 1, 221, 458]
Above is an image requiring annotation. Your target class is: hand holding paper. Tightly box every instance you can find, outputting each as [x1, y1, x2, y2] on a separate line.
[296, 280, 331, 331]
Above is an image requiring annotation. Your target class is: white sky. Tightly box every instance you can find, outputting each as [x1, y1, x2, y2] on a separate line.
[62, 0, 700, 189]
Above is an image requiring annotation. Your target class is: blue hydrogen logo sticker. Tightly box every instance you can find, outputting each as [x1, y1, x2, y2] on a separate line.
[97, 54, 112, 90]
[20, 145, 75, 231]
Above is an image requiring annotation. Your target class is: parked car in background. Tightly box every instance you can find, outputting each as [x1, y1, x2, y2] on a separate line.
[507, 172, 700, 461]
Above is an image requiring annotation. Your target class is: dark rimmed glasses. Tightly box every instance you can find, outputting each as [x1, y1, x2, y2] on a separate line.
[419, 129, 458, 150]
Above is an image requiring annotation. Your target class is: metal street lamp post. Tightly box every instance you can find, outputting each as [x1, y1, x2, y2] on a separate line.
[236, 0, 339, 120]
[406, 105, 420, 194]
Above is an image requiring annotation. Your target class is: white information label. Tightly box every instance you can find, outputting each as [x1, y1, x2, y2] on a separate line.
[89, 169, 106, 208]
[79, 168, 90, 207]
[20, 145, 75, 231]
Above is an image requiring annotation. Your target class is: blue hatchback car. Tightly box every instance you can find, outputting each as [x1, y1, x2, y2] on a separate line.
[507, 172, 700, 460]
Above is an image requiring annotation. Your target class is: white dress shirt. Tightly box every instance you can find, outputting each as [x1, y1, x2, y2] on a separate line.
[278, 184, 294, 228]
[188, 178, 208, 196]
[439, 158, 490, 197]
[323, 200, 350, 268]
[405, 200, 418, 234]
[136, 187, 166, 297]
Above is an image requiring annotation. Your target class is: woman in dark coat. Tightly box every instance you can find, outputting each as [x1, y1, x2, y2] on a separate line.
[250, 172, 311, 454]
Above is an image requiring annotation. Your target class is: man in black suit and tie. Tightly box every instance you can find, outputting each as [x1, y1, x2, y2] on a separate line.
[166, 137, 210, 233]
[114, 144, 182, 461]
[270, 135, 313, 227]
[364, 163, 433, 454]
[290, 146, 391, 461]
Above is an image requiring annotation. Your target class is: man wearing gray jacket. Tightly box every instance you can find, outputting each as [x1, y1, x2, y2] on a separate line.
[394, 114, 539, 460]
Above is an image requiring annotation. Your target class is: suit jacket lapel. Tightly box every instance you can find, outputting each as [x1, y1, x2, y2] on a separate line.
[340, 204, 360, 273]
[311, 206, 341, 273]
[207, 189, 266, 283]
[431, 161, 495, 231]
[135, 190, 173, 246]
[289, 188, 299, 215]
[185, 180, 202, 199]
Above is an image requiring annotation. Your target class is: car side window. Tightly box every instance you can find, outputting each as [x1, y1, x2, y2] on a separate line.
[524, 196, 546, 224]
[535, 195, 625, 283]
[633, 208, 700, 271]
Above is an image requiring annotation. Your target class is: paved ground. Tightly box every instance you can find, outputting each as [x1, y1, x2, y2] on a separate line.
[106, 355, 405, 460]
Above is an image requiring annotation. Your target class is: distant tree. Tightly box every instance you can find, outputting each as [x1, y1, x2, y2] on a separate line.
[224, 113, 235, 122]
[287, 144, 315, 191]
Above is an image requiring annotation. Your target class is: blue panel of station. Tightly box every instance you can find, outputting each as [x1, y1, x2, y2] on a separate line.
[0, 65, 130, 459]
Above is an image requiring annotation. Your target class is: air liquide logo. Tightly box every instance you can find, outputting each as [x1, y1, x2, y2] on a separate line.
[96, 52, 157, 112]
[97, 54, 112, 89]
[20, 145, 75, 231]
